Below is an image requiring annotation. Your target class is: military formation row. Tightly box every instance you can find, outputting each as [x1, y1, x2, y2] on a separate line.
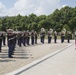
[0, 28, 72, 58]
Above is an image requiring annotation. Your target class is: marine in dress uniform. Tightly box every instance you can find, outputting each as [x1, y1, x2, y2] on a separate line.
[74, 31, 76, 49]
[17, 32, 22, 47]
[2, 31, 6, 45]
[40, 28, 45, 44]
[34, 31, 37, 44]
[54, 31, 57, 43]
[47, 29, 53, 43]
[22, 31, 27, 46]
[61, 31, 65, 43]
[0, 32, 3, 52]
[67, 31, 71, 43]
[7, 29, 15, 58]
[26, 30, 30, 45]
[31, 30, 34, 45]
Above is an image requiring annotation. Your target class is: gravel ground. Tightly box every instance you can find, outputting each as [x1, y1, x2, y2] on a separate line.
[0, 39, 74, 75]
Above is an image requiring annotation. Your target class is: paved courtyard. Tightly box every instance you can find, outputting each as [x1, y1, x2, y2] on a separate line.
[0, 39, 74, 75]
[18, 43, 76, 75]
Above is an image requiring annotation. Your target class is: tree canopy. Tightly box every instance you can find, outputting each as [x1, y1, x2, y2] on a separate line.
[0, 6, 76, 33]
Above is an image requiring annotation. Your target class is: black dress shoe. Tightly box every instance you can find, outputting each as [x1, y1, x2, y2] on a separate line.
[9, 56, 13, 58]
[0, 50, 1, 52]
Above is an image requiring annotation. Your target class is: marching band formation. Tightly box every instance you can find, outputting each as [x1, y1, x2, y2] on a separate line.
[0, 28, 75, 58]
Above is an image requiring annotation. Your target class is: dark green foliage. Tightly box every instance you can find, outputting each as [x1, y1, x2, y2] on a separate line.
[0, 6, 76, 33]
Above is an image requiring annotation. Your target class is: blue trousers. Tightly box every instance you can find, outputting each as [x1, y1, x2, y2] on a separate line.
[48, 37, 51, 43]
[31, 36, 34, 45]
[0, 39, 2, 52]
[41, 36, 45, 44]
[8, 44, 14, 57]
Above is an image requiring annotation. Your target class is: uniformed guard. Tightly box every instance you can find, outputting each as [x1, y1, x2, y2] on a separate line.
[7, 29, 15, 58]
[54, 31, 57, 43]
[67, 31, 71, 43]
[34, 31, 37, 44]
[40, 28, 45, 44]
[31, 30, 34, 45]
[47, 28, 53, 43]
[0, 32, 3, 52]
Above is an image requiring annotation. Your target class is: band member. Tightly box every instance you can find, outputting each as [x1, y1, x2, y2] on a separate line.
[31, 30, 34, 45]
[61, 31, 65, 43]
[0, 32, 3, 52]
[22, 31, 27, 46]
[7, 29, 15, 58]
[26, 30, 30, 45]
[17, 32, 22, 47]
[67, 31, 71, 43]
[40, 28, 45, 44]
[34, 31, 37, 44]
[74, 31, 76, 49]
[47, 28, 53, 43]
[54, 31, 57, 43]
[2, 32, 6, 45]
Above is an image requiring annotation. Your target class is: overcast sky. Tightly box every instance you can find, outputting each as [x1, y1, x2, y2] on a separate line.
[0, 0, 76, 16]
